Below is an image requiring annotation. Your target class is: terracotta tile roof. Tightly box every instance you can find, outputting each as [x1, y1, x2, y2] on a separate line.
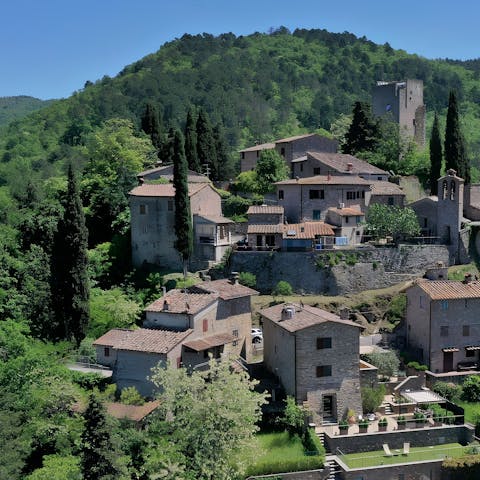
[260, 303, 362, 333]
[247, 224, 284, 234]
[137, 165, 209, 183]
[183, 333, 236, 351]
[115, 328, 193, 354]
[275, 133, 316, 143]
[146, 290, 217, 314]
[239, 142, 275, 153]
[93, 329, 133, 347]
[415, 280, 480, 300]
[276, 175, 371, 186]
[370, 181, 405, 196]
[194, 278, 259, 300]
[129, 183, 208, 197]
[327, 207, 364, 217]
[195, 214, 234, 224]
[247, 205, 284, 215]
[307, 151, 388, 175]
[284, 222, 335, 238]
[106, 401, 160, 421]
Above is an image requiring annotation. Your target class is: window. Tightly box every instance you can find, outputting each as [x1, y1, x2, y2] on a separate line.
[345, 216, 349, 223]
[388, 197, 394, 206]
[313, 167, 320, 175]
[317, 337, 332, 349]
[316, 365, 332, 377]
[463, 325, 470, 337]
[441, 300, 449, 310]
[168, 200, 173, 211]
[346, 191, 356, 200]
[424, 218, 428, 228]
[203, 319, 208, 333]
[256, 150, 259, 158]
[241, 152, 245, 159]
[280, 147, 285, 156]
[313, 210, 321, 220]
[278, 189, 284, 200]
[232, 329, 239, 337]
[104, 347, 110, 357]
[232, 340, 238, 347]
[139, 204, 147, 215]
[300, 164, 304, 172]
[440, 326, 449, 337]
[309, 189, 324, 199]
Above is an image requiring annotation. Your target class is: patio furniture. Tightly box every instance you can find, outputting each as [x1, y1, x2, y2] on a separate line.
[383, 444, 393, 457]
[403, 442, 410, 455]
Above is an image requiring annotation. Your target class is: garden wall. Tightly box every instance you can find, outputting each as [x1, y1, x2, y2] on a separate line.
[229, 245, 450, 294]
[247, 468, 329, 480]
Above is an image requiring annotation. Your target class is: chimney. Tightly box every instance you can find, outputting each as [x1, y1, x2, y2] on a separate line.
[338, 202, 345, 209]
[339, 308, 350, 320]
[230, 271, 239, 285]
[138, 177, 145, 185]
[347, 162, 353, 172]
[463, 273, 473, 284]
[280, 305, 295, 321]
[162, 299, 170, 311]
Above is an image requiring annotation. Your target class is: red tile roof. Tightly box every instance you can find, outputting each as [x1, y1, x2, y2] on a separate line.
[146, 290, 216, 314]
[276, 175, 371, 186]
[414, 280, 480, 300]
[370, 181, 405, 196]
[129, 183, 208, 197]
[327, 207, 364, 217]
[275, 133, 316, 143]
[183, 333, 236, 351]
[93, 329, 133, 347]
[239, 142, 275, 153]
[247, 224, 284, 234]
[284, 222, 335, 238]
[247, 205, 284, 215]
[307, 151, 387, 175]
[195, 214, 234, 224]
[106, 401, 160, 421]
[260, 303, 362, 333]
[193, 278, 259, 300]
[115, 328, 193, 354]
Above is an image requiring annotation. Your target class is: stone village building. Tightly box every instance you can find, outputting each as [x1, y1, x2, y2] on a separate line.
[130, 182, 233, 270]
[260, 302, 364, 423]
[406, 277, 480, 373]
[93, 276, 258, 397]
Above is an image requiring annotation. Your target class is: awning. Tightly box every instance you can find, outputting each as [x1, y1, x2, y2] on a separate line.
[183, 333, 236, 352]
[402, 390, 446, 404]
[442, 347, 460, 353]
[465, 346, 480, 351]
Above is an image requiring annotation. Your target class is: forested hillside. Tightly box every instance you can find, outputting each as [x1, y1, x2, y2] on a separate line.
[0, 96, 53, 127]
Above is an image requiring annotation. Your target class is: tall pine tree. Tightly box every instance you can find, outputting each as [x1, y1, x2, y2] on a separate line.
[140, 102, 163, 151]
[80, 394, 122, 480]
[213, 123, 234, 180]
[343, 101, 379, 155]
[51, 164, 89, 344]
[173, 130, 193, 279]
[429, 112, 443, 195]
[445, 90, 470, 183]
[196, 109, 217, 179]
[184, 108, 200, 172]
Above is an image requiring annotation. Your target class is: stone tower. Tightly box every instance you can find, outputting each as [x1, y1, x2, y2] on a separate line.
[372, 79, 426, 147]
[437, 169, 464, 262]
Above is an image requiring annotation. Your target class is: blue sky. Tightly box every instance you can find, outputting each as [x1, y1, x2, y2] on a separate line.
[2, 0, 480, 100]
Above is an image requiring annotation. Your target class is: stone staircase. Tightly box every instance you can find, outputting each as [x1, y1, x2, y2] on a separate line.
[383, 402, 393, 415]
[324, 455, 342, 480]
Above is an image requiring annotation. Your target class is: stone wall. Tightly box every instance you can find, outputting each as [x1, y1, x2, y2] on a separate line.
[325, 424, 474, 455]
[229, 245, 451, 294]
[247, 468, 329, 480]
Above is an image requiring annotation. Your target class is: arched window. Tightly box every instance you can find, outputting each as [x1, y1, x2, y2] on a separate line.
[450, 180, 455, 201]
[442, 180, 448, 200]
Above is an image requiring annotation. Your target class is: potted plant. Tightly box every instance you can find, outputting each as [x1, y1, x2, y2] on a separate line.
[347, 409, 356, 425]
[397, 415, 406, 430]
[414, 412, 426, 427]
[339, 419, 349, 434]
[378, 417, 388, 432]
[433, 413, 442, 427]
[358, 418, 369, 433]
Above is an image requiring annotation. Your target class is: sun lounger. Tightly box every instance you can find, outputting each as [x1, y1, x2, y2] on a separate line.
[403, 442, 410, 455]
[383, 444, 393, 457]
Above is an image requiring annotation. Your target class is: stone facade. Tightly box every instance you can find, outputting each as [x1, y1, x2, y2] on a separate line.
[372, 79, 426, 147]
[406, 279, 480, 373]
[261, 303, 363, 422]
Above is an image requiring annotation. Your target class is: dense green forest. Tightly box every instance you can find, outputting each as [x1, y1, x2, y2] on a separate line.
[2, 27, 480, 478]
[0, 96, 54, 127]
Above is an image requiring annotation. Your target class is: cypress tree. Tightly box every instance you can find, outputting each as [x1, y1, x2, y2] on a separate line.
[343, 101, 379, 155]
[196, 109, 216, 179]
[213, 123, 234, 181]
[429, 112, 443, 195]
[140, 102, 163, 151]
[51, 164, 89, 344]
[445, 90, 470, 183]
[185, 108, 201, 172]
[80, 394, 121, 480]
[173, 130, 193, 278]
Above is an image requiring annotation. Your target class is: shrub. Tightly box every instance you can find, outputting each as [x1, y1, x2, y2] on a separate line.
[303, 428, 325, 456]
[120, 386, 145, 406]
[238, 271, 256, 288]
[361, 384, 386, 413]
[378, 417, 388, 427]
[462, 376, 480, 402]
[407, 360, 428, 371]
[363, 350, 400, 377]
[397, 415, 406, 425]
[432, 381, 463, 401]
[279, 396, 307, 437]
[272, 280, 293, 296]
[442, 454, 480, 477]
[358, 418, 369, 428]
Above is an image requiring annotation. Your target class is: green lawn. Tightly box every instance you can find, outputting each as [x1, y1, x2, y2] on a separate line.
[244, 431, 324, 477]
[341, 443, 470, 469]
[457, 401, 480, 424]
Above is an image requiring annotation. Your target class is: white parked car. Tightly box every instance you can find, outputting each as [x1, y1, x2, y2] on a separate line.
[251, 328, 263, 344]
